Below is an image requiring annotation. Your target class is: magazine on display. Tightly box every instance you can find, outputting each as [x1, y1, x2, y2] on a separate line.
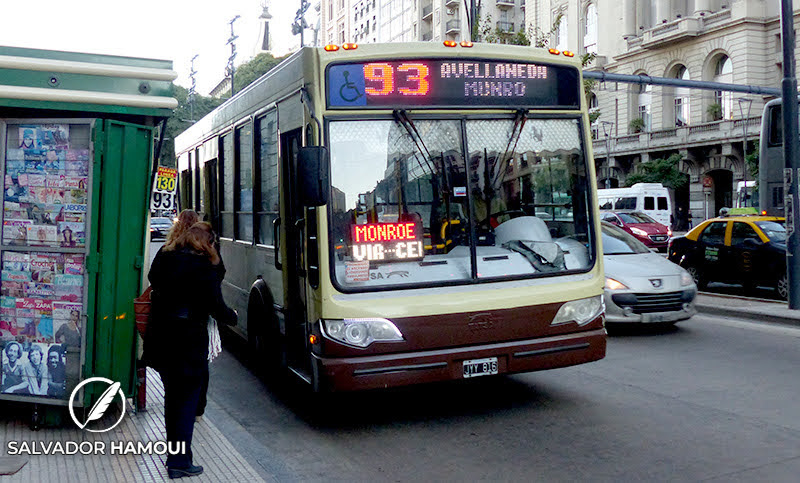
[0, 123, 88, 401]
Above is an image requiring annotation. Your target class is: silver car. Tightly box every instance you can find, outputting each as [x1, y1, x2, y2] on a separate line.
[602, 221, 697, 324]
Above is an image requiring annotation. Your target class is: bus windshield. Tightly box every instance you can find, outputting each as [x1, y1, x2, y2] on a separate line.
[328, 116, 594, 290]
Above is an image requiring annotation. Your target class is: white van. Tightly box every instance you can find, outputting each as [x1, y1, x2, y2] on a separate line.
[597, 183, 672, 226]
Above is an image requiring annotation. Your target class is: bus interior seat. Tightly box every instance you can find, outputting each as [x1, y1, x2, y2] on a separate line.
[494, 216, 552, 246]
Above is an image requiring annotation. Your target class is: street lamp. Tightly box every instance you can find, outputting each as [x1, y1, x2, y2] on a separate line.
[737, 97, 753, 206]
[601, 121, 614, 189]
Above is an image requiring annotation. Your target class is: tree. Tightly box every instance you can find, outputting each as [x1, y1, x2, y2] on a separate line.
[159, 52, 288, 167]
[158, 85, 224, 167]
[233, 53, 288, 93]
[625, 153, 688, 190]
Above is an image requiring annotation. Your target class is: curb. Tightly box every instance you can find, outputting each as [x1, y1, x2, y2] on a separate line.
[695, 303, 800, 328]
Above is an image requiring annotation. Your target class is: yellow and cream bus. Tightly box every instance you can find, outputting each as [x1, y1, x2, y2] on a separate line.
[175, 42, 606, 392]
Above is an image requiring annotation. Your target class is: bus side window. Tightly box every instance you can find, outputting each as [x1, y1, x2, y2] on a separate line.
[657, 197, 668, 210]
[644, 196, 655, 210]
[257, 111, 279, 245]
[599, 199, 612, 210]
[220, 132, 235, 238]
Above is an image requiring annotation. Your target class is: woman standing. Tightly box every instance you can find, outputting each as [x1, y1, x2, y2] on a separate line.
[144, 222, 236, 479]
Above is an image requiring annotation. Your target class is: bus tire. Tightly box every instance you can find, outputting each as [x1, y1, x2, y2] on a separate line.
[247, 287, 286, 382]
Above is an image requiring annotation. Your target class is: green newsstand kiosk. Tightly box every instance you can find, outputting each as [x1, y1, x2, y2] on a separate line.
[0, 46, 177, 425]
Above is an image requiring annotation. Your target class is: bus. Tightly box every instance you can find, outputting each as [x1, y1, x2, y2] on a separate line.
[758, 97, 793, 216]
[174, 42, 606, 393]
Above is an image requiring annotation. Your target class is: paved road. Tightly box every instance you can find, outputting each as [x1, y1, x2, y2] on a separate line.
[205, 314, 800, 482]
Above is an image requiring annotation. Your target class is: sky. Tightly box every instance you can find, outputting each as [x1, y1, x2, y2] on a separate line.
[0, 0, 318, 95]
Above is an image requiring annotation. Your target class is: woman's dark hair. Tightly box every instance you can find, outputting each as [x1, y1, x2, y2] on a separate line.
[164, 209, 199, 249]
[169, 221, 220, 265]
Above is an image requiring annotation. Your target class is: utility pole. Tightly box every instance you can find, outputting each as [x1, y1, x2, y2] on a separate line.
[737, 97, 752, 207]
[780, 0, 800, 309]
[226, 15, 241, 97]
[292, 0, 310, 47]
[601, 121, 614, 189]
[188, 54, 199, 123]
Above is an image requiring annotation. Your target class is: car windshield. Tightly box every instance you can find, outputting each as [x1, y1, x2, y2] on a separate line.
[601, 221, 651, 255]
[328, 116, 595, 290]
[617, 212, 656, 224]
[756, 221, 786, 242]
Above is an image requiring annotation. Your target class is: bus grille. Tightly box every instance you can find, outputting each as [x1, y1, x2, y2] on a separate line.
[611, 291, 685, 314]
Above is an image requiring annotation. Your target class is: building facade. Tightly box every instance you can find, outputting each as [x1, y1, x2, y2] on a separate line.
[529, 0, 790, 225]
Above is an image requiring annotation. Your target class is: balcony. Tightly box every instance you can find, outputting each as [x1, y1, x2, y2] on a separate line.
[446, 19, 461, 34]
[496, 0, 515, 8]
[591, 116, 761, 158]
[422, 32, 433, 41]
[641, 17, 700, 48]
[445, 0, 459, 8]
[496, 21, 514, 34]
[422, 4, 433, 20]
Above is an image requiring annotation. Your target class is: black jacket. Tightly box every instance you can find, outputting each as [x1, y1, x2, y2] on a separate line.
[143, 248, 236, 371]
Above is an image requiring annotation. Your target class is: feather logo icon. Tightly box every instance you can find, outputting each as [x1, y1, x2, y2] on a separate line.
[68, 377, 127, 433]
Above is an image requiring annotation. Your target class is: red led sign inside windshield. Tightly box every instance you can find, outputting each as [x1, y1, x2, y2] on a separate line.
[350, 222, 424, 262]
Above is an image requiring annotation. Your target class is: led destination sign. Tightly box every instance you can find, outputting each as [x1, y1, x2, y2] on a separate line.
[327, 59, 580, 109]
[350, 221, 424, 262]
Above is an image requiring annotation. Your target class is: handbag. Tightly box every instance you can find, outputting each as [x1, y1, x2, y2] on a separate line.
[133, 286, 152, 336]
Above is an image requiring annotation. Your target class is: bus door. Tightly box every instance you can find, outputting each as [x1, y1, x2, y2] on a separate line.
[279, 127, 309, 372]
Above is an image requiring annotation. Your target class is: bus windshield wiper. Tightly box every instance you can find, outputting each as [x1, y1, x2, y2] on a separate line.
[493, 109, 528, 187]
[393, 110, 436, 175]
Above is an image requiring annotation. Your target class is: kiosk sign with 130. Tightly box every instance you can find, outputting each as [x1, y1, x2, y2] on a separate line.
[151, 166, 177, 211]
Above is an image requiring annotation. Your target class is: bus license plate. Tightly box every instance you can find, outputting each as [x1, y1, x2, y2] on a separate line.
[463, 357, 498, 378]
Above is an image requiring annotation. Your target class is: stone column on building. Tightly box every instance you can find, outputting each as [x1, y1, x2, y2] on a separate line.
[655, 0, 671, 24]
[693, 0, 712, 16]
[623, 0, 636, 38]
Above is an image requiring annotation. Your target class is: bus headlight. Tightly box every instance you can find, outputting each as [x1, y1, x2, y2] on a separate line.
[551, 296, 604, 326]
[323, 318, 404, 348]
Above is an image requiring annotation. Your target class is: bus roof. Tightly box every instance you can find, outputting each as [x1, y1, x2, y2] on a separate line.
[175, 42, 585, 155]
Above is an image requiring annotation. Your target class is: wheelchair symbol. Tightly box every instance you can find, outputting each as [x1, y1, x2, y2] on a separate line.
[339, 71, 363, 103]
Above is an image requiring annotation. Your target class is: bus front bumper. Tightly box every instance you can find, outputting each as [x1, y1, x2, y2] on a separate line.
[311, 326, 607, 392]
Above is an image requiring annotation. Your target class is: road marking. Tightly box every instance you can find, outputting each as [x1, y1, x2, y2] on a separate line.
[694, 314, 800, 337]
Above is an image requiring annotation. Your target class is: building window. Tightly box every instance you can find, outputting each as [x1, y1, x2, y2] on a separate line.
[674, 65, 690, 126]
[636, 82, 652, 132]
[583, 3, 598, 54]
[555, 12, 568, 50]
[714, 55, 733, 120]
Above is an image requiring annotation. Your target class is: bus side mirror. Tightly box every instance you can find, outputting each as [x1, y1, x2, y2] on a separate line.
[298, 146, 329, 207]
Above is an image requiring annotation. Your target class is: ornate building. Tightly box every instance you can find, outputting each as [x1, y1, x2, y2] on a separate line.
[528, 0, 788, 223]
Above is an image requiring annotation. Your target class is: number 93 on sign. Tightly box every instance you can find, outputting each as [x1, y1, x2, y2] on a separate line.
[151, 191, 174, 210]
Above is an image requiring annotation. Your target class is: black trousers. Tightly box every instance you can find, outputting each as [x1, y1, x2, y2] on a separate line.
[197, 366, 209, 417]
[158, 362, 207, 468]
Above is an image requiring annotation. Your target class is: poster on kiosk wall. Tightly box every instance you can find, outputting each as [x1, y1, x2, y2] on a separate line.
[0, 122, 90, 402]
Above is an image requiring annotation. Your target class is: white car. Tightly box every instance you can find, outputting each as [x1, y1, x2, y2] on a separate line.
[602, 221, 697, 325]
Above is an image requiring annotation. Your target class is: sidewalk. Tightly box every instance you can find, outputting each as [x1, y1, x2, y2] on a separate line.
[695, 292, 800, 327]
[0, 368, 266, 482]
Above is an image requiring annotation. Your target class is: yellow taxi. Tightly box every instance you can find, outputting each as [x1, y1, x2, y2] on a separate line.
[667, 208, 787, 298]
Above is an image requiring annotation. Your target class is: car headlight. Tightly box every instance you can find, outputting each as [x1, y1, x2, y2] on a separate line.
[630, 227, 648, 237]
[680, 270, 693, 286]
[604, 277, 628, 290]
[551, 296, 604, 326]
[323, 318, 404, 348]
